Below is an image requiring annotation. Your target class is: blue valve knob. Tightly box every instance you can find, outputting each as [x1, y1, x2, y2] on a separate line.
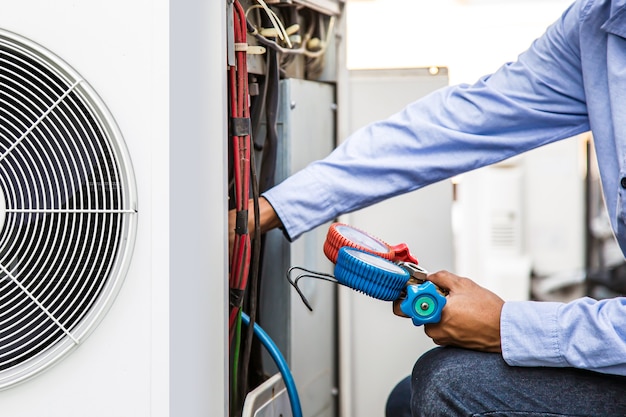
[400, 281, 446, 326]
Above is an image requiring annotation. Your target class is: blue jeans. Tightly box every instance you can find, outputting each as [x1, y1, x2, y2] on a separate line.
[386, 347, 626, 417]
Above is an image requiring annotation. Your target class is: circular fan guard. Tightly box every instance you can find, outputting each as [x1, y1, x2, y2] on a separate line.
[0, 29, 137, 388]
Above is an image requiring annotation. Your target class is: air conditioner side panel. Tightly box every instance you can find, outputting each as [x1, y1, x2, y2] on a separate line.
[0, 1, 172, 416]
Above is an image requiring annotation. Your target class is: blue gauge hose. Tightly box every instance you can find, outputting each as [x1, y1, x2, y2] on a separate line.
[334, 247, 446, 326]
[334, 247, 410, 301]
[241, 312, 303, 417]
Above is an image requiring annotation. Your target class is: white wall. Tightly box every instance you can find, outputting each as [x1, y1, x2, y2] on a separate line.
[346, 0, 572, 84]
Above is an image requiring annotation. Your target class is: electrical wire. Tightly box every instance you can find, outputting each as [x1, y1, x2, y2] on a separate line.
[239, 10, 281, 399]
[286, 266, 347, 311]
[246, 16, 336, 58]
[250, 65, 269, 151]
[228, 2, 253, 415]
[258, 39, 279, 194]
[240, 122, 262, 398]
[231, 309, 243, 412]
[229, 0, 252, 337]
[229, 2, 336, 413]
[304, 13, 331, 79]
[246, 1, 292, 48]
[241, 312, 303, 417]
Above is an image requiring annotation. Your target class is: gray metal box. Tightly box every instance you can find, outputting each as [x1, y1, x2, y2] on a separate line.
[259, 78, 337, 417]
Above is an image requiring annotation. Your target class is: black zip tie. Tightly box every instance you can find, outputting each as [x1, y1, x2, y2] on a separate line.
[231, 117, 251, 137]
[235, 210, 248, 235]
[229, 288, 245, 308]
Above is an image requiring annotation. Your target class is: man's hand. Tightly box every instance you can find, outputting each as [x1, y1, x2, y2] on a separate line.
[405, 270, 504, 353]
[228, 197, 282, 261]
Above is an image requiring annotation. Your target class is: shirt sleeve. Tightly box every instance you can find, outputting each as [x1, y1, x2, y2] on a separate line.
[264, 0, 590, 241]
[501, 297, 626, 376]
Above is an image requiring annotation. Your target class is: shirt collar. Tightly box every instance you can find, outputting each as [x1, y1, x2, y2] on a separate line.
[602, 4, 626, 38]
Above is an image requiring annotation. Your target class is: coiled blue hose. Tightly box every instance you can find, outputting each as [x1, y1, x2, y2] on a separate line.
[335, 247, 410, 301]
[241, 312, 303, 417]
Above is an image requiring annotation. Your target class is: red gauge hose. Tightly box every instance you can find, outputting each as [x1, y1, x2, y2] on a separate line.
[323, 222, 419, 265]
[323, 223, 395, 263]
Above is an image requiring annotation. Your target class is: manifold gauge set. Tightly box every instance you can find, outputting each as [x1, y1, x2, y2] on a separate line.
[290, 223, 447, 326]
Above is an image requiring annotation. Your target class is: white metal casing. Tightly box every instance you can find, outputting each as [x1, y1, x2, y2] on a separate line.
[0, 1, 227, 416]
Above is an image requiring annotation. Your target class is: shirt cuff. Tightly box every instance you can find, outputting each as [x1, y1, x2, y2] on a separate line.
[500, 300, 568, 368]
[262, 167, 338, 241]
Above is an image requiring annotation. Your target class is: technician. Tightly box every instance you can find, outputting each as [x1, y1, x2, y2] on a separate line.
[230, 0, 626, 415]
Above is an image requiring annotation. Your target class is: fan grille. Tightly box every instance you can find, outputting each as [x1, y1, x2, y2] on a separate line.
[0, 29, 137, 387]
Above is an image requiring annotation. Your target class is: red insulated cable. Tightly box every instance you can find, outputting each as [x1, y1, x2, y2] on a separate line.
[235, 1, 250, 218]
[228, 0, 253, 333]
[233, 0, 251, 291]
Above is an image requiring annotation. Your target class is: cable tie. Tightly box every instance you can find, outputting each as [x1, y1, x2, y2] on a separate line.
[260, 28, 279, 38]
[285, 24, 300, 36]
[231, 117, 251, 137]
[234, 42, 248, 52]
[247, 45, 266, 55]
[229, 288, 245, 308]
[235, 210, 248, 235]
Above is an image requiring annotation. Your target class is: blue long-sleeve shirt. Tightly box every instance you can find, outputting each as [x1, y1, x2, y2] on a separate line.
[263, 0, 626, 375]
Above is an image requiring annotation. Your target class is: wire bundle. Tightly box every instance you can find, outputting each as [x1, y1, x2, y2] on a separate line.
[246, 3, 335, 79]
[228, 2, 330, 416]
[229, 0, 252, 341]
[228, 4, 253, 414]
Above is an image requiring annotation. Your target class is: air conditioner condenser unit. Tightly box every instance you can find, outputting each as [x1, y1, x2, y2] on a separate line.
[0, 2, 228, 416]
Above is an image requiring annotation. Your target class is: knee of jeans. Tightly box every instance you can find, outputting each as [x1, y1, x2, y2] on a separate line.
[411, 347, 451, 382]
[410, 347, 466, 410]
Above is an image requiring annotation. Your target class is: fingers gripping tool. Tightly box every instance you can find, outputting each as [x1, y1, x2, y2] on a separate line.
[323, 223, 446, 326]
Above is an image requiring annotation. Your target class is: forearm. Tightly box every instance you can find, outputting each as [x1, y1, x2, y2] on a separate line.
[254, 196, 282, 235]
[501, 297, 626, 376]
